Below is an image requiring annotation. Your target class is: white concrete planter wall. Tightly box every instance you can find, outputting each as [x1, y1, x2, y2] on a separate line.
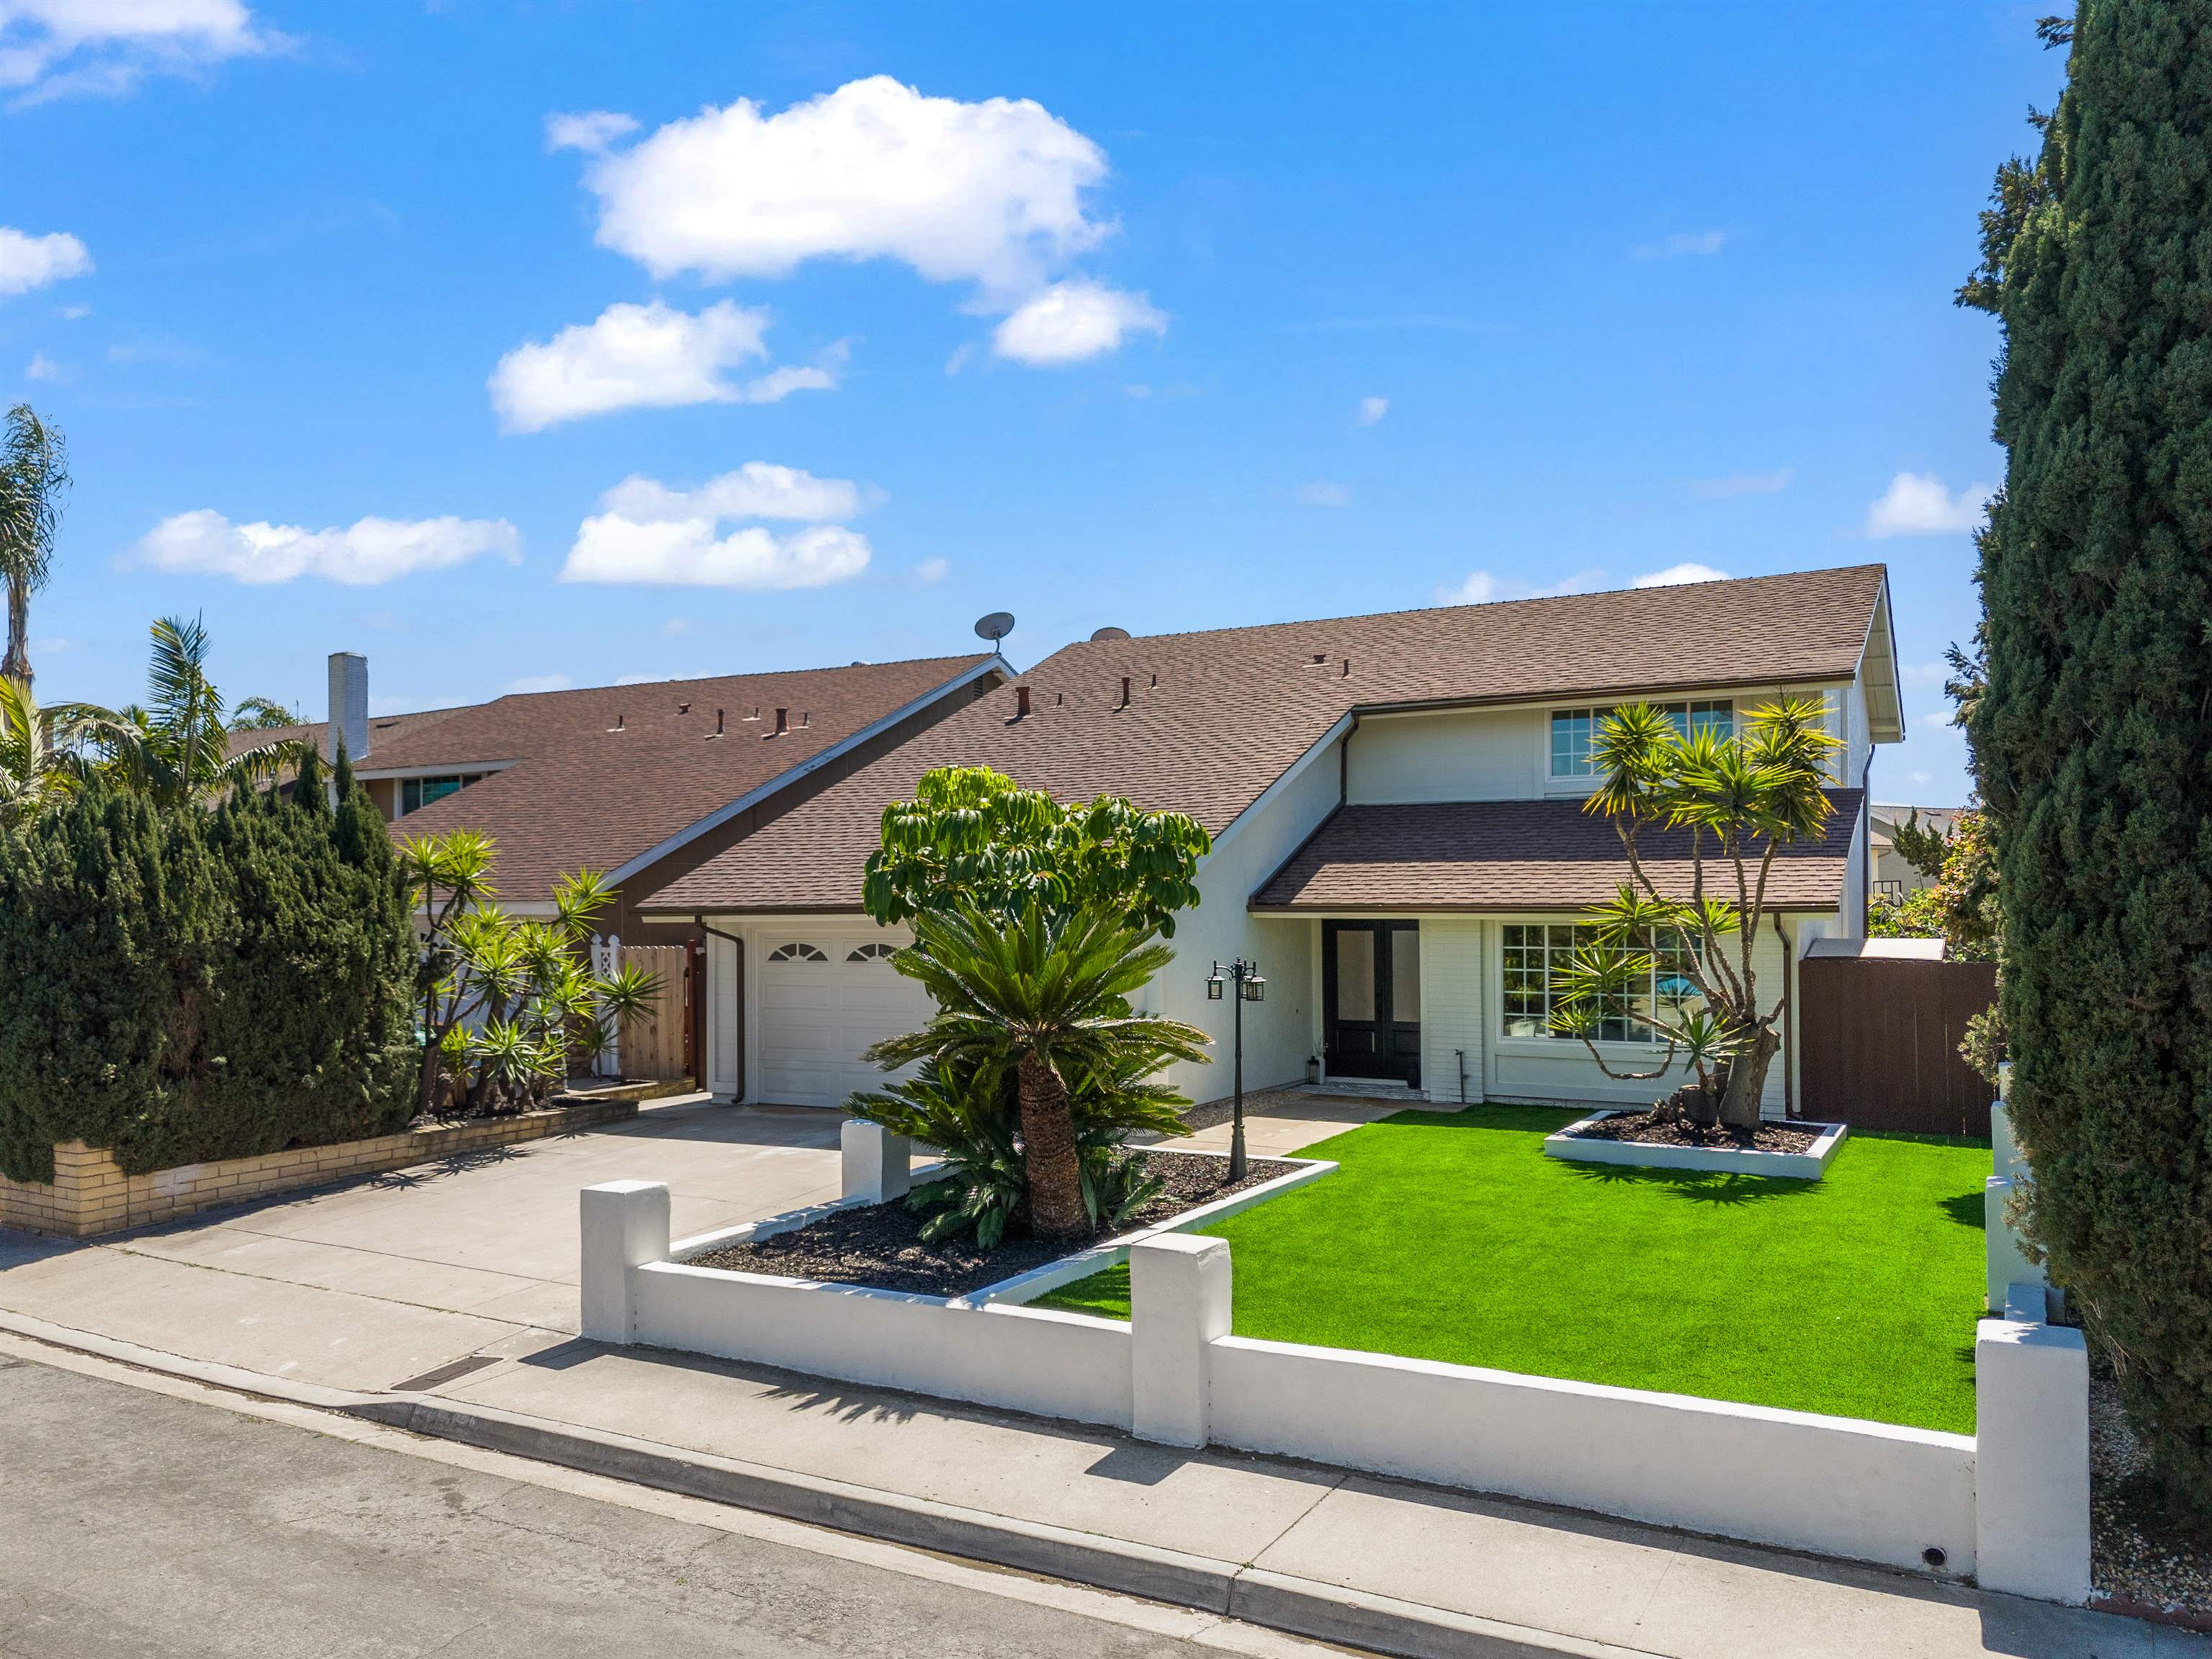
[580, 1172, 2092, 1601]
[1542, 1111, 1848, 1180]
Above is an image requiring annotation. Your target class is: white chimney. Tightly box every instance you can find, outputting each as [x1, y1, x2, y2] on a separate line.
[326, 652, 368, 763]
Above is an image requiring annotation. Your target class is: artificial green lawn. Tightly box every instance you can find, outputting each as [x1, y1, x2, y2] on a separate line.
[1036, 1107, 1991, 1433]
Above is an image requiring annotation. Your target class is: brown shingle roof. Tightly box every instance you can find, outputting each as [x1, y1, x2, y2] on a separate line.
[646, 565, 1888, 914]
[221, 704, 469, 763]
[1249, 791, 1863, 913]
[372, 655, 995, 900]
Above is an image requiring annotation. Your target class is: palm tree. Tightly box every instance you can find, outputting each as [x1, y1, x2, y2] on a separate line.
[869, 904, 1209, 1239]
[0, 403, 68, 691]
[83, 615, 307, 808]
[0, 676, 99, 824]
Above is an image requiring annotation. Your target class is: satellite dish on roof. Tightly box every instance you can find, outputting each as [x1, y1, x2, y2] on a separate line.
[1089, 626, 1131, 642]
[974, 611, 1016, 644]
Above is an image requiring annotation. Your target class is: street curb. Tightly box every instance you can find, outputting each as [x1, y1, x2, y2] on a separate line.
[0, 1308, 1650, 1659]
[346, 1393, 1655, 1659]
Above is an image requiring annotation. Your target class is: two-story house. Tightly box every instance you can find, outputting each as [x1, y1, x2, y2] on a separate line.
[642, 565, 1901, 1118]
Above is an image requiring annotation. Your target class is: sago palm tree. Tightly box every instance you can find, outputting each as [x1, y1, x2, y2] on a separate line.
[869, 904, 1209, 1239]
[83, 615, 306, 807]
[0, 675, 100, 825]
[0, 403, 67, 692]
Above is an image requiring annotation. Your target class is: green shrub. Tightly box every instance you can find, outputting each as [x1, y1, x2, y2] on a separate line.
[0, 763, 416, 1182]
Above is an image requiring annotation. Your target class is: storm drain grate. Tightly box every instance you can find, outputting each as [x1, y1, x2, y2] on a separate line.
[390, 1354, 500, 1393]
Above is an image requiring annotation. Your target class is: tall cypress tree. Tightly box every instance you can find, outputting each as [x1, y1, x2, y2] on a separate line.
[1962, 1, 2212, 1509]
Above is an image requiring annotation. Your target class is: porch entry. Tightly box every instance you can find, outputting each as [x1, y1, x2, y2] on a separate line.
[1323, 920, 1421, 1087]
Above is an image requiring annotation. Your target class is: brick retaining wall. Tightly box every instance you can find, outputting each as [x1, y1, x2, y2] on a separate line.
[0, 1098, 640, 1239]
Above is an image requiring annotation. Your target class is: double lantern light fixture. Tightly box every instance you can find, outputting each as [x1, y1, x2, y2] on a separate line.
[1206, 958, 1265, 1179]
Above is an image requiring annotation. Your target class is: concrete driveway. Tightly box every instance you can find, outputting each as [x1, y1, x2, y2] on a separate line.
[0, 1097, 848, 1393]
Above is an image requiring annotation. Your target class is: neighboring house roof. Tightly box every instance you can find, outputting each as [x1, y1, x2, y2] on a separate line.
[1249, 791, 1863, 914]
[647, 565, 1892, 915]
[220, 705, 471, 763]
[371, 655, 999, 901]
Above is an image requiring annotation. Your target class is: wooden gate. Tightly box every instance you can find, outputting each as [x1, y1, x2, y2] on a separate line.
[1799, 954, 1997, 1136]
[619, 944, 693, 1082]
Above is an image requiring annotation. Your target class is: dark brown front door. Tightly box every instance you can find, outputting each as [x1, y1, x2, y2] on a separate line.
[1323, 921, 1421, 1086]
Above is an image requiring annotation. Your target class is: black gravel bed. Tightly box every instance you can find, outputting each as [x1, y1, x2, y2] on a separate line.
[691, 1149, 1300, 1298]
[1565, 1110, 1819, 1155]
[2090, 1371, 2212, 1628]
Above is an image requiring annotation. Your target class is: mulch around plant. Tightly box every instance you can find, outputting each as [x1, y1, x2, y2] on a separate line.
[1564, 1109, 1819, 1155]
[691, 1149, 1298, 1298]
[2090, 1371, 2212, 1629]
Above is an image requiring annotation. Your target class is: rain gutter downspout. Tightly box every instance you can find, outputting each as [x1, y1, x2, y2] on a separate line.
[693, 914, 747, 1103]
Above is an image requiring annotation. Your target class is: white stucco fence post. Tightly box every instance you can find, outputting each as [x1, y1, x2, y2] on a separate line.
[580, 1179, 670, 1344]
[1129, 1233, 1232, 1447]
[1974, 1316, 2092, 1604]
[841, 1121, 912, 1205]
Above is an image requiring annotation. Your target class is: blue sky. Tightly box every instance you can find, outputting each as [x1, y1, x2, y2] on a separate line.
[3, 1, 2063, 804]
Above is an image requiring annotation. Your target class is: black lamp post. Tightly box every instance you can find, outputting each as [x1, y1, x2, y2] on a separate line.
[1206, 957, 1266, 1179]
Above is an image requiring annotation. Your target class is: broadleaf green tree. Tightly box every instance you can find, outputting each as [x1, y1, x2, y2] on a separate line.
[862, 765, 1211, 938]
[1959, 0, 2212, 1509]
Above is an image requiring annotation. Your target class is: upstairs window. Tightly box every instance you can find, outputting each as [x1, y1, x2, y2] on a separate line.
[1549, 701, 1732, 778]
[399, 773, 485, 815]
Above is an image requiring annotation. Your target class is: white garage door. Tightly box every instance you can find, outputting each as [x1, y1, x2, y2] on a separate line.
[757, 936, 934, 1109]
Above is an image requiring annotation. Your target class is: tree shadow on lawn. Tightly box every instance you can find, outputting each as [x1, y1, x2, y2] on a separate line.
[1558, 1160, 1821, 1208]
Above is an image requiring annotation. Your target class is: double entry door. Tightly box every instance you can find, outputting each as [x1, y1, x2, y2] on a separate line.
[1323, 920, 1421, 1087]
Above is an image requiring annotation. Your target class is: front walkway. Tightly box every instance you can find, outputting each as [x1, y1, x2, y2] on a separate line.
[1, 1092, 2197, 1657]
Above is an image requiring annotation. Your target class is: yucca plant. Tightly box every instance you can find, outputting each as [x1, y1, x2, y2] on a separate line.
[403, 836, 663, 1118]
[863, 903, 1208, 1241]
[1553, 695, 1841, 1129]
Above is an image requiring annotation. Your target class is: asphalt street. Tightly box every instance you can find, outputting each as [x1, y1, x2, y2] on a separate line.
[0, 1352, 1345, 1659]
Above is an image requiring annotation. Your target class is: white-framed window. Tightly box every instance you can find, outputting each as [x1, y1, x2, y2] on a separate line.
[1548, 700, 1733, 778]
[767, 943, 828, 963]
[399, 772, 487, 815]
[846, 942, 899, 963]
[1499, 923, 1701, 1042]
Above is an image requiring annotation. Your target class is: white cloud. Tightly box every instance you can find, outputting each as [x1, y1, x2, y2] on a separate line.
[1634, 230, 1728, 261]
[1436, 567, 1606, 606]
[573, 76, 1110, 296]
[132, 509, 521, 585]
[1900, 660, 1951, 687]
[660, 616, 693, 638]
[1687, 468, 1791, 500]
[916, 556, 949, 584]
[1865, 472, 1994, 537]
[600, 462, 862, 524]
[992, 281, 1164, 364]
[1295, 481, 1349, 508]
[24, 350, 60, 380]
[490, 299, 840, 433]
[1357, 395, 1388, 426]
[507, 673, 573, 696]
[1632, 562, 1730, 588]
[0, 0, 272, 103]
[560, 462, 873, 590]
[0, 227, 91, 295]
[58, 302, 88, 319]
[544, 109, 637, 154]
[563, 518, 869, 590]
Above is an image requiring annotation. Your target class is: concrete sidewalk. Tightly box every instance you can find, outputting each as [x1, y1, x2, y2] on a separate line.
[2, 1094, 2201, 1658]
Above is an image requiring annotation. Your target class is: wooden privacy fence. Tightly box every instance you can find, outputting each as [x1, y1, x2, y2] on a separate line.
[1799, 954, 1998, 1137]
[618, 944, 693, 1082]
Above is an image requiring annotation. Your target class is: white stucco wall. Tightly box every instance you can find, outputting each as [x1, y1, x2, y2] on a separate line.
[1418, 918, 1486, 1106]
[1346, 706, 1545, 803]
[1151, 735, 1343, 1102]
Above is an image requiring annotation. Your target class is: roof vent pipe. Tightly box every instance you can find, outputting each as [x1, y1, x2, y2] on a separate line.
[771, 707, 788, 736]
[1014, 685, 1031, 719]
[1119, 676, 1131, 709]
[1341, 657, 1351, 677]
[712, 709, 725, 737]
